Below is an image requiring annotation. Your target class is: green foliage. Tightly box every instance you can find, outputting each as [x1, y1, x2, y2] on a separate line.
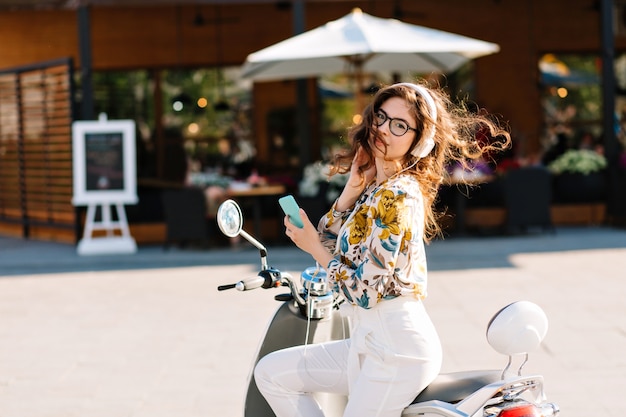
[541, 54, 601, 131]
[91, 67, 249, 143]
[548, 149, 607, 175]
[92, 70, 154, 124]
[162, 68, 244, 139]
[320, 97, 353, 152]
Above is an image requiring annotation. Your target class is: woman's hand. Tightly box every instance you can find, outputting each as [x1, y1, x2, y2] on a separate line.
[335, 147, 375, 212]
[348, 146, 376, 186]
[284, 209, 332, 267]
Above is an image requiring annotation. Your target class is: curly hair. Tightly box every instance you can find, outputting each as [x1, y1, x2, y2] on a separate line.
[328, 81, 511, 242]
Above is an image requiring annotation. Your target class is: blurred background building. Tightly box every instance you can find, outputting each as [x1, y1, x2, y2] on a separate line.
[0, 0, 625, 243]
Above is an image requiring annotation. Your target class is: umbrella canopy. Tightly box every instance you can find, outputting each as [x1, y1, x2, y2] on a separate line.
[241, 8, 500, 83]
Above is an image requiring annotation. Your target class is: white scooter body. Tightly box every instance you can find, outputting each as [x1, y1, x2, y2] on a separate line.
[216, 200, 559, 417]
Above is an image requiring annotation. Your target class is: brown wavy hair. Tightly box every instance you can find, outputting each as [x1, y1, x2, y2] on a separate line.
[328, 81, 511, 242]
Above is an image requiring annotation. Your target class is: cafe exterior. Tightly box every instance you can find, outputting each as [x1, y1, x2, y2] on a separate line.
[0, 0, 625, 244]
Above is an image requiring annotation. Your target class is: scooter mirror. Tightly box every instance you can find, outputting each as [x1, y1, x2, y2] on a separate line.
[486, 300, 548, 356]
[217, 199, 243, 238]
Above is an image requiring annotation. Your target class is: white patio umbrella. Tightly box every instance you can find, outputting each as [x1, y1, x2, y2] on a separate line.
[241, 8, 500, 109]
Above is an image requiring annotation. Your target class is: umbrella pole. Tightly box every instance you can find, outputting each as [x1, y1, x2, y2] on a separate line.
[354, 61, 365, 114]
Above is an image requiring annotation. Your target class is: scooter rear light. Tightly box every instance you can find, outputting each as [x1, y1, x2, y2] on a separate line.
[486, 401, 559, 417]
[496, 404, 540, 417]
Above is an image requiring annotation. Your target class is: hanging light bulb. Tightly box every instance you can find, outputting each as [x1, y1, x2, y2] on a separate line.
[214, 99, 230, 112]
[171, 92, 192, 111]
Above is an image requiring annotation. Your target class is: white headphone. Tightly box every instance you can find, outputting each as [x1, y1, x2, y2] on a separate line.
[394, 83, 437, 158]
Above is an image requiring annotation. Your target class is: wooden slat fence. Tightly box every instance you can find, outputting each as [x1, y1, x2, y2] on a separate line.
[0, 58, 77, 242]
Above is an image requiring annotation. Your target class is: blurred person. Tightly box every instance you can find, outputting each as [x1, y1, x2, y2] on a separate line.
[541, 131, 570, 165]
[577, 130, 595, 151]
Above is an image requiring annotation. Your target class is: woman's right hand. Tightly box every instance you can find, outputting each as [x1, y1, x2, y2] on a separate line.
[347, 147, 375, 188]
[336, 147, 375, 211]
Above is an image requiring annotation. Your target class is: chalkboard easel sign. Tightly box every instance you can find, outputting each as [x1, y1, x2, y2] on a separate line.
[72, 114, 137, 255]
[72, 114, 137, 205]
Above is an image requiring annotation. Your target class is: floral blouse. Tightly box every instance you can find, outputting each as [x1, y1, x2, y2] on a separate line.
[319, 174, 428, 309]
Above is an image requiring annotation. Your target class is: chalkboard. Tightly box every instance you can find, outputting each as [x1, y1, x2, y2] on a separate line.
[72, 115, 137, 205]
[85, 132, 125, 191]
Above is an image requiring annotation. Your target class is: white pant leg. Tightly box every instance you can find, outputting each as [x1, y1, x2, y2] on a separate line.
[343, 349, 439, 417]
[254, 339, 351, 417]
[343, 298, 442, 417]
[255, 298, 442, 417]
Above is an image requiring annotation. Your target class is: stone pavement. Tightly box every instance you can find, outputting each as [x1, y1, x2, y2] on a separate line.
[0, 226, 625, 417]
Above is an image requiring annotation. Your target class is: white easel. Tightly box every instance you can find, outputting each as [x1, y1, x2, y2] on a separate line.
[77, 202, 137, 255]
[72, 114, 138, 256]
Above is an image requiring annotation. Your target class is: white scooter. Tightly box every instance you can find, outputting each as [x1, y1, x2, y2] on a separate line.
[216, 199, 560, 417]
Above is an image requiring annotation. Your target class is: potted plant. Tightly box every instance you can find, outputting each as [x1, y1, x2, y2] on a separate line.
[548, 149, 608, 203]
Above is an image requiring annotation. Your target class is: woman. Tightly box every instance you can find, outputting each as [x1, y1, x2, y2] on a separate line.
[255, 82, 511, 417]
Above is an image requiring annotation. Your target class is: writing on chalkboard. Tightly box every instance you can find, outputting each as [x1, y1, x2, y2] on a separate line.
[85, 132, 125, 191]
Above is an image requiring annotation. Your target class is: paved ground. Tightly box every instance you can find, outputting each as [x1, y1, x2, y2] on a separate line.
[0, 226, 625, 417]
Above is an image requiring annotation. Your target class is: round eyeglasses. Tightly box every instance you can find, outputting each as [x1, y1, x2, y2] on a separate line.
[374, 109, 417, 137]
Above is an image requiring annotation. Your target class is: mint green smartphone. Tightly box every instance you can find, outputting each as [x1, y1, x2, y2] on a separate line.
[278, 195, 304, 228]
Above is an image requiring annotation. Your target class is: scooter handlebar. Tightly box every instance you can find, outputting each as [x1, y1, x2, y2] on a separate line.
[217, 269, 284, 292]
[235, 275, 266, 291]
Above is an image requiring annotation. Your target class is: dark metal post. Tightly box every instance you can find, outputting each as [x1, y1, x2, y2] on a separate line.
[77, 4, 94, 120]
[293, 0, 312, 167]
[15, 76, 29, 238]
[600, 0, 621, 218]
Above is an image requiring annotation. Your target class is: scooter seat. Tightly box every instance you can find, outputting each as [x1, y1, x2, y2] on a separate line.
[412, 370, 502, 404]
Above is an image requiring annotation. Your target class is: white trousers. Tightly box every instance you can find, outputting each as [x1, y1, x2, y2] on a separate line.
[254, 297, 442, 417]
